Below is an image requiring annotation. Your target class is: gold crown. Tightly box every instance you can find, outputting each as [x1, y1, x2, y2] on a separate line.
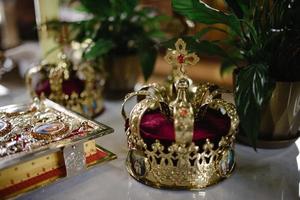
[122, 39, 239, 189]
[26, 51, 105, 118]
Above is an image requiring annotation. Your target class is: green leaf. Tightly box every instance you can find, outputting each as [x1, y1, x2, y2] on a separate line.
[146, 30, 166, 40]
[139, 46, 157, 81]
[238, 99, 261, 150]
[235, 64, 268, 111]
[172, 0, 241, 34]
[235, 63, 275, 148]
[224, 0, 244, 18]
[109, 0, 138, 16]
[161, 36, 197, 50]
[84, 39, 114, 60]
[120, 0, 138, 14]
[238, 0, 250, 14]
[80, 0, 111, 17]
[220, 60, 235, 76]
[252, 64, 268, 105]
[194, 40, 228, 57]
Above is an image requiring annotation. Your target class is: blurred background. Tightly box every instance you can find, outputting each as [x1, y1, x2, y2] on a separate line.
[0, 0, 232, 97]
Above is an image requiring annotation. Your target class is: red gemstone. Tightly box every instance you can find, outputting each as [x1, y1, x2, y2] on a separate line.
[180, 109, 188, 117]
[177, 55, 185, 64]
[15, 135, 21, 141]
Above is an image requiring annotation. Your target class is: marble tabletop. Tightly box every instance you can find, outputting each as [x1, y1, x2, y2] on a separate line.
[0, 72, 299, 200]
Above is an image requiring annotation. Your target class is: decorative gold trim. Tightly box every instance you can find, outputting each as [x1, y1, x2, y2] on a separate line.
[126, 162, 236, 190]
[164, 38, 199, 70]
[172, 78, 194, 144]
[0, 120, 11, 137]
[122, 39, 239, 189]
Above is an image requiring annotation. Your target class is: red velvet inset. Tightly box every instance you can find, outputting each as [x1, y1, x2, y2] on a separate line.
[140, 107, 230, 143]
[35, 78, 85, 97]
[62, 78, 84, 96]
[36, 79, 51, 96]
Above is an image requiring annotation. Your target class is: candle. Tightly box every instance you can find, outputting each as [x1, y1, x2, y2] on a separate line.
[34, 0, 59, 63]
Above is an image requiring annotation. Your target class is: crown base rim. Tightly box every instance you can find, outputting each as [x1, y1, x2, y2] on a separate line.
[126, 164, 236, 190]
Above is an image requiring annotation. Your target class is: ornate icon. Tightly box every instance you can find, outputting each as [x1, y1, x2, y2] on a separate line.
[219, 149, 235, 177]
[128, 149, 150, 178]
[31, 121, 69, 141]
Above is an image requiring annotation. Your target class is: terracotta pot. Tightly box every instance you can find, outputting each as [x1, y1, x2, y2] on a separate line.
[104, 54, 140, 99]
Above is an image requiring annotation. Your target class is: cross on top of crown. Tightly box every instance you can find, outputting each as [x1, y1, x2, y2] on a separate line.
[164, 38, 199, 75]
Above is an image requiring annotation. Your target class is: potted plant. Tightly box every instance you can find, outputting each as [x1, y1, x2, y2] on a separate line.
[170, 0, 300, 148]
[47, 0, 166, 99]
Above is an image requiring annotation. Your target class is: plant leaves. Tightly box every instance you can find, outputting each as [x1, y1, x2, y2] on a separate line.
[220, 60, 235, 76]
[235, 64, 267, 112]
[110, 0, 138, 16]
[194, 40, 228, 57]
[120, 0, 138, 14]
[146, 30, 166, 40]
[172, 0, 241, 34]
[252, 64, 267, 105]
[235, 63, 275, 148]
[224, 0, 244, 18]
[80, 0, 111, 17]
[84, 39, 114, 60]
[237, 98, 261, 150]
[139, 46, 157, 81]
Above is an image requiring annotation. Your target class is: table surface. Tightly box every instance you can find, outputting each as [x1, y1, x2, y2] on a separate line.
[0, 71, 299, 200]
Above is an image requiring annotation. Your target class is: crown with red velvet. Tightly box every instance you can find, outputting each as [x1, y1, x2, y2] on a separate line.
[26, 51, 105, 118]
[122, 39, 239, 189]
